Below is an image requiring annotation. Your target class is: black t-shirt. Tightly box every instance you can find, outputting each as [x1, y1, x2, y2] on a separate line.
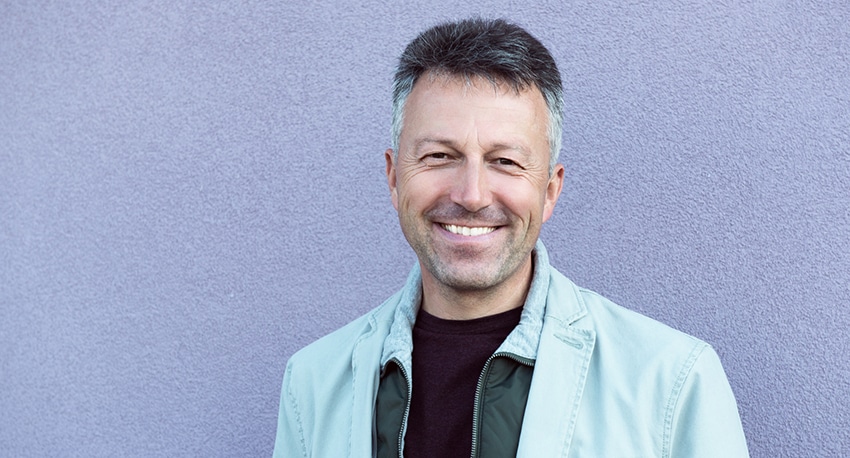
[403, 306, 523, 457]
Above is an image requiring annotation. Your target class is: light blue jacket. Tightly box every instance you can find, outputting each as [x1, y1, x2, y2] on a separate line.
[274, 242, 749, 457]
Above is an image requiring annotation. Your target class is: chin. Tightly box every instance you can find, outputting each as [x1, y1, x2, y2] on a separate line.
[430, 264, 508, 291]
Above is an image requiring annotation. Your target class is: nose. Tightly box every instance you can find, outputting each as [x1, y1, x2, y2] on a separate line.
[450, 161, 492, 212]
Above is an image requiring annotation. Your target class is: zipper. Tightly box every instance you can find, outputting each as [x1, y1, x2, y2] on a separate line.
[391, 358, 413, 458]
[469, 352, 535, 458]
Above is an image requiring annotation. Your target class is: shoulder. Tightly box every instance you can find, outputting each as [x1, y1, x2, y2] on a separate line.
[286, 290, 399, 376]
[549, 268, 741, 418]
[274, 291, 402, 456]
[532, 265, 748, 456]
[548, 267, 707, 358]
[577, 285, 714, 397]
[580, 285, 705, 352]
[545, 268, 722, 408]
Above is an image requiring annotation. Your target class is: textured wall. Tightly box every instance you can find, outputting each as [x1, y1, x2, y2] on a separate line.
[2, 1, 848, 456]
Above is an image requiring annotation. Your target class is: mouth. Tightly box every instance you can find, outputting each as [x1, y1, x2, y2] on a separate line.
[439, 223, 497, 237]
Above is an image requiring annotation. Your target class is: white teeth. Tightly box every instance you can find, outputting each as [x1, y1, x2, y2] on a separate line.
[442, 224, 496, 236]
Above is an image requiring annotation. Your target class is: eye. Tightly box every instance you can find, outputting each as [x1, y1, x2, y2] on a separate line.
[421, 152, 453, 165]
[497, 157, 518, 166]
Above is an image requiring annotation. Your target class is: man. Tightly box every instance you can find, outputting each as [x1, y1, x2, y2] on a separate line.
[274, 18, 748, 457]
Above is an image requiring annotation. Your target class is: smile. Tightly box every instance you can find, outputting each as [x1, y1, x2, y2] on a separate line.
[440, 224, 497, 237]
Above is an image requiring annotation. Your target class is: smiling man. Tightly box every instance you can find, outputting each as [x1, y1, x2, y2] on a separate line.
[388, 70, 561, 321]
[273, 19, 748, 457]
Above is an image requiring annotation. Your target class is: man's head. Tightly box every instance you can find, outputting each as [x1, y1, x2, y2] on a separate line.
[385, 19, 565, 316]
[391, 18, 564, 172]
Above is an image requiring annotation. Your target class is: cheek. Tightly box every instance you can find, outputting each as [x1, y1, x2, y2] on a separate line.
[396, 186, 428, 216]
[400, 175, 448, 207]
[493, 179, 549, 220]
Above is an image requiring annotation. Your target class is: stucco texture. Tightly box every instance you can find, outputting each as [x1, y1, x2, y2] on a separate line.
[1, 1, 848, 456]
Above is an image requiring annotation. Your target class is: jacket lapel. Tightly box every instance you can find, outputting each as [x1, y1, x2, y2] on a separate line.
[516, 269, 597, 456]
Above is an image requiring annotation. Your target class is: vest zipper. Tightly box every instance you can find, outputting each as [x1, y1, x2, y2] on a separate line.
[391, 358, 413, 458]
[469, 352, 535, 458]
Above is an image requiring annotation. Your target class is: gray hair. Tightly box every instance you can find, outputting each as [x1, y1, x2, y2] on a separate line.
[391, 18, 564, 172]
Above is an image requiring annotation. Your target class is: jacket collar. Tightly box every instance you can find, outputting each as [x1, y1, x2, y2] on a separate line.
[379, 262, 422, 373]
[493, 240, 551, 360]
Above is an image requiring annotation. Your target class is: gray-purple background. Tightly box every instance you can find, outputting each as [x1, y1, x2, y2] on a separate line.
[2, 1, 848, 456]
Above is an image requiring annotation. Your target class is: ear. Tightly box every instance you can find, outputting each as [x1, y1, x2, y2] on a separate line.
[385, 148, 399, 211]
[541, 163, 564, 223]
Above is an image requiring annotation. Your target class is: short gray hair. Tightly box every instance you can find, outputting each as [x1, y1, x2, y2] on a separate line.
[391, 18, 564, 172]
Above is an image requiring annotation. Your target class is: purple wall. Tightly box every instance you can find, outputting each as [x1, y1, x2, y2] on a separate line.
[2, 1, 848, 456]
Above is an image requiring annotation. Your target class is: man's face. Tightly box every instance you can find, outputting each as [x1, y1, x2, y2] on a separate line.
[386, 74, 564, 295]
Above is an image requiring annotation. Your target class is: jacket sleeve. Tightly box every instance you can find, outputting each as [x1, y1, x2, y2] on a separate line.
[665, 345, 749, 458]
[272, 362, 309, 458]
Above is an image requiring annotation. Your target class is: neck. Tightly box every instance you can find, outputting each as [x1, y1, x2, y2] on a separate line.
[420, 257, 533, 320]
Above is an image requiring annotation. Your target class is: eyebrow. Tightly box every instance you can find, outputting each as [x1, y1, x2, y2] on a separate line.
[414, 137, 455, 150]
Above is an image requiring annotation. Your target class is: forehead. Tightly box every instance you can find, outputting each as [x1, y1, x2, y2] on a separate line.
[400, 73, 549, 151]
